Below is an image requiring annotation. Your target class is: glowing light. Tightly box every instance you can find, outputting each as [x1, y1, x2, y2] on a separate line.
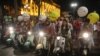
[71, 2, 78, 7]
[21, 8, 24, 14]
[8, 26, 14, 34]
[21, 11, 24, 14]
[39, 31, 45, 37]
[27, 31, 32, 35]
[82, 32, 89, 39]
[57, 36, 61, 40]
[21, 0, 60, 16]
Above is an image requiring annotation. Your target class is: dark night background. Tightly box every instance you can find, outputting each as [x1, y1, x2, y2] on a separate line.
[56, 0, 100, 14]
[1, 0, 100, 14]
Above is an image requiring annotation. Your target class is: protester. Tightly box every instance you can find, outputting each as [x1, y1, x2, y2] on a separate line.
[56, 18, 73, 51]
[33, 16, 56, 53]
[72, 18, 82, 39]
[79, 19, 94, 49]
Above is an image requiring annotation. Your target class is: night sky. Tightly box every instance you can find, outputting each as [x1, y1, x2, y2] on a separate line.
[1, 0, 100, 14]
[57, 0, 100, 14]
[2, 0, 23, 8]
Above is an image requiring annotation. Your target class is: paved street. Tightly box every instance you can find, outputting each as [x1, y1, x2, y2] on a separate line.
[1, 44, 100, 56]
[0, 45, 36, 56]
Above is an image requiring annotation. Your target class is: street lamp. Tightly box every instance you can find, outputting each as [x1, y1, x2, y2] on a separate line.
[70, 2, 78, 19]
[70, 2, 78, 8]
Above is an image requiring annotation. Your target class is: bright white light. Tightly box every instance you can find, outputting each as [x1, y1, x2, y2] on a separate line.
[8, 27, 14, 34]
[27, 31, 32, 35]
[82, 32, 89, 39]
[9, 30, 13, 33]
[71, 3, 78, 7]
[57, 36, 61, 40]
[9, 27, 13, 31]
[39, 31, 45, 37]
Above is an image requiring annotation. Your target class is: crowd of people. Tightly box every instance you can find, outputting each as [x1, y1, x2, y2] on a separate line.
[15, 12, 100, 47]
[3, 12, 100, 53]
